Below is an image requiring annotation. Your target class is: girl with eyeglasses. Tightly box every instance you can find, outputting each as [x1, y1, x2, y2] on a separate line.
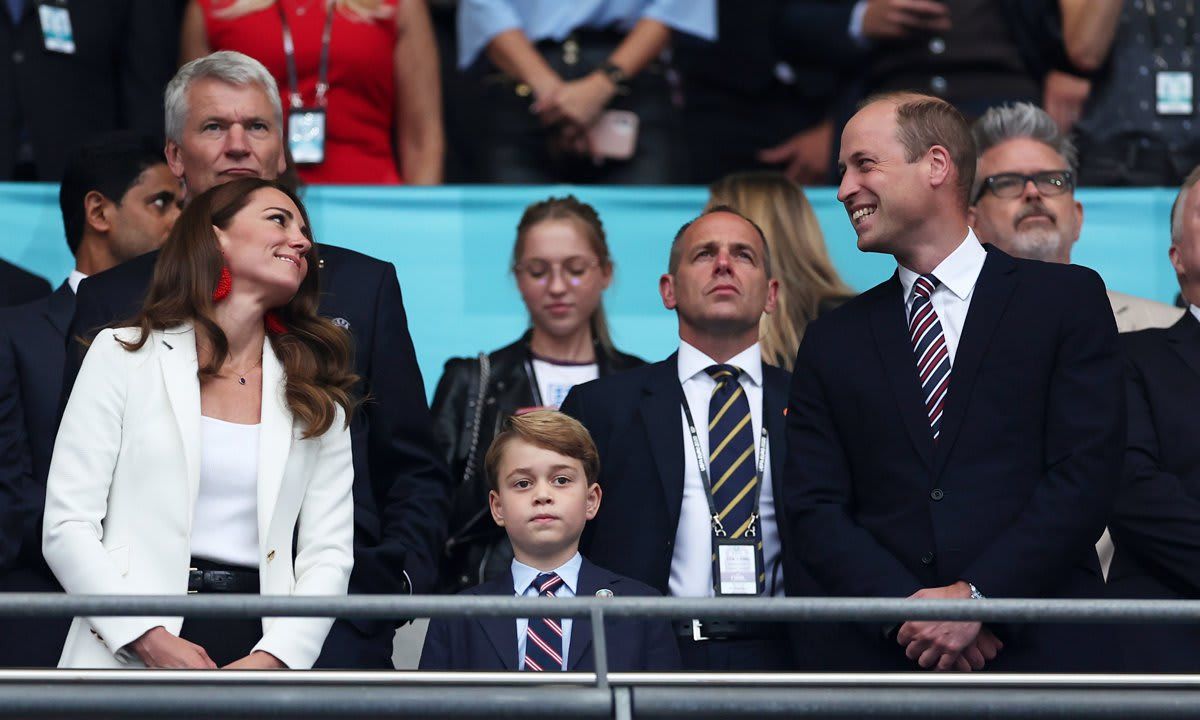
[430, 195, 644, 593]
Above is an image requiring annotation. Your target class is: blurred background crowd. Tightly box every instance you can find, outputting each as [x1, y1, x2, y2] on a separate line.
[1, 0, 1184, 188]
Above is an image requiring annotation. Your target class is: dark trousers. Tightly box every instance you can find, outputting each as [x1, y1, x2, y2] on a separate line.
[675, 625, 793, 671]
[467, 31, 683, 184]
[177, 558, 261, 667]
[314, 618, 396, 669]
[0, 564, 69, 667]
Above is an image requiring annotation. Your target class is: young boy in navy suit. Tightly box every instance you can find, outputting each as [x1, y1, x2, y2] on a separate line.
[420, 411, 680, 672]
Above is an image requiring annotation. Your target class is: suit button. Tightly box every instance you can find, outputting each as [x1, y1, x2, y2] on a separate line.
[12, 51, 23, 64]
[930, 488, 944, 501]
[921, 552, 935, 566]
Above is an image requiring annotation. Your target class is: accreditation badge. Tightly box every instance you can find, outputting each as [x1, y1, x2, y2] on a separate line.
[288, 107, 327, 164]
[1156, 71, 1194, 115]
[714, 536, 763, 596]
[37, 1, 74, 54]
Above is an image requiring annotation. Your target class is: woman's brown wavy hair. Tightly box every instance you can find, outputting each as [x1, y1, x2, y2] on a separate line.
[117, 177, 358, 438]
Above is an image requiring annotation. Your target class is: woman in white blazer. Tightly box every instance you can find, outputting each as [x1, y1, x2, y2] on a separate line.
[44, 177, 358, 669]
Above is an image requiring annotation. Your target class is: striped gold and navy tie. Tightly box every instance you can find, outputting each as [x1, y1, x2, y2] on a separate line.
[706, 364, 764, 592]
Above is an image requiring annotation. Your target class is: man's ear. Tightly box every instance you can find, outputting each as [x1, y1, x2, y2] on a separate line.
[763, 278, 780, 315]
[165, 139, 186, 182]
[84, 191, 113, 234]
[488, 489, 505, 527]
[659, 273, 677, 311]
[926, 144, 953, 191]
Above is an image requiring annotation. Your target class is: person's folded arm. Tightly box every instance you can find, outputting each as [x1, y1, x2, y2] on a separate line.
[394, 0, 444, 184]
[43, 329, 169, 659]
[785, 321, 924, 601]
[253, 407, 355, 670]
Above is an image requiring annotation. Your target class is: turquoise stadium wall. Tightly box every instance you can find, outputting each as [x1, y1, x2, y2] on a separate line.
[0, 184, 1180, 398]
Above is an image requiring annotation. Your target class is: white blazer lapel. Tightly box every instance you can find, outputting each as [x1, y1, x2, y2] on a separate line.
[257, 336, 294, 549]
[159, 325, 202, 506]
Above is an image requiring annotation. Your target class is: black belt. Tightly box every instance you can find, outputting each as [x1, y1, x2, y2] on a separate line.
[674, 619, 775, 642]
[187, 567, 259, 594]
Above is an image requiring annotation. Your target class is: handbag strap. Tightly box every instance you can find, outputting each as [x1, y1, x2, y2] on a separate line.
[461, 352, 491, 488]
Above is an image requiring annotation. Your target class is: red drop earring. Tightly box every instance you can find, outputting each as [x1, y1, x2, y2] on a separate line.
[265, 310, 288, 335]
[212, 265, 232, 302]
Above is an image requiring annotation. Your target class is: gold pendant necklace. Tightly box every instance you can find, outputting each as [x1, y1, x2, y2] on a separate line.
[228, 356, 263, 386]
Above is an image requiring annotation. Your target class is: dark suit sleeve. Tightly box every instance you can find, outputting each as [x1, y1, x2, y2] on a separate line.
[962, 271, 1123, 597]
[784, 322, 925, 599]
[558, 387, 600, 554]
[352, 266, 451, 596]
[0, 320, 33, 569]
[1109, 343, 1200, 596]
[780, 1, 865, 66]
[418, 616, 451, 670]
[643, 617, 682, 671]
[119, 0, 176, 137]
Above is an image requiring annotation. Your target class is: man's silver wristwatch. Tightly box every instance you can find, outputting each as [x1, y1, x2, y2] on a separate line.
[967, 582, 985, 600]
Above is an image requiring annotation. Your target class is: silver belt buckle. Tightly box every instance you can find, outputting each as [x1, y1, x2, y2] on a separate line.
[691, 619, 708, 642]
[187, 567, 198, 594]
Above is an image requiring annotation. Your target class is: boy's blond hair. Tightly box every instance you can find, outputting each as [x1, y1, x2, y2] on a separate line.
[484, 411, 600, 491]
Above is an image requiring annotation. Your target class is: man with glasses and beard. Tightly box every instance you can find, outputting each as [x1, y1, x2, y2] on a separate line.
[969, 102, 1182, 333]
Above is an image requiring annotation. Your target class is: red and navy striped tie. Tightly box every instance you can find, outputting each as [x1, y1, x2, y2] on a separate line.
[522, 572, 564, 672]
[909, 274, 951, 440]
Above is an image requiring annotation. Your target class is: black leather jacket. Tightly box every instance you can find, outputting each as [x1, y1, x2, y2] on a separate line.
[430, 331, 644, 592]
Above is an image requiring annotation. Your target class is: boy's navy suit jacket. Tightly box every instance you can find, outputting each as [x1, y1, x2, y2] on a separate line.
[419, 557, 681, 671]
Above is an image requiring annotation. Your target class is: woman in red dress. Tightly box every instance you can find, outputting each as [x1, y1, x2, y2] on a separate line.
[181, 0, 444, 185]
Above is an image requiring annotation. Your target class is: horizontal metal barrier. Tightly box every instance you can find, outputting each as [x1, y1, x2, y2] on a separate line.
[3, 593, 1200, 623]
[3, 594, 1199, 718]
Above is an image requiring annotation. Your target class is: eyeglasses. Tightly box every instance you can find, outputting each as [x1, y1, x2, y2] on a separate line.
[513, 257, 601, 287]
[973, 170, 1074, 203]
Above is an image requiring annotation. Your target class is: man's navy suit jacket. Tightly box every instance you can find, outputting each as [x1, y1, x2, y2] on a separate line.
[0, 258, 49, 308]
[784, 245, 1124, 672]
[0, 283, 73, 665]
[63, 246, 451, 652]
[559, 355, 829, 668]
[0, 283, 73, 571]
[419, 557, 681, 672]
[1110, 312, 1200, 672]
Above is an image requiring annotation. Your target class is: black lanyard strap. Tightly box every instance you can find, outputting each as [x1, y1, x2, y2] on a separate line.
[278, 0, 336, 109]
[680, 393, 768, 539]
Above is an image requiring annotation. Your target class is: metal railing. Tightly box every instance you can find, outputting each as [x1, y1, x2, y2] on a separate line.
[1, 594, 1199, 718]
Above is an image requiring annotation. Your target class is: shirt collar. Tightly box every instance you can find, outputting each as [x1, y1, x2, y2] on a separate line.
[511, 552, 582, 595]
[67, 269, 88, 294]
[677, 339, 763, 387]
[1190, 305, 1200, 325]
[897, 228, 986, 304]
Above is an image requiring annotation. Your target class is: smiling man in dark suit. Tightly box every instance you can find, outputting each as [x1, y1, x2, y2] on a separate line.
[63, 51, 450, 669]
[561, 206, 818, 671]
[784, 92, 1123, 673]
[1109, 166, 1200, 672]
[0, 132, 180, 666]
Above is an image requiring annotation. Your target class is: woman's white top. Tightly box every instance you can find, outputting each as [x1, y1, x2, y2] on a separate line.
[531, 358, 599, 409]
[190, 416, 261, 569]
